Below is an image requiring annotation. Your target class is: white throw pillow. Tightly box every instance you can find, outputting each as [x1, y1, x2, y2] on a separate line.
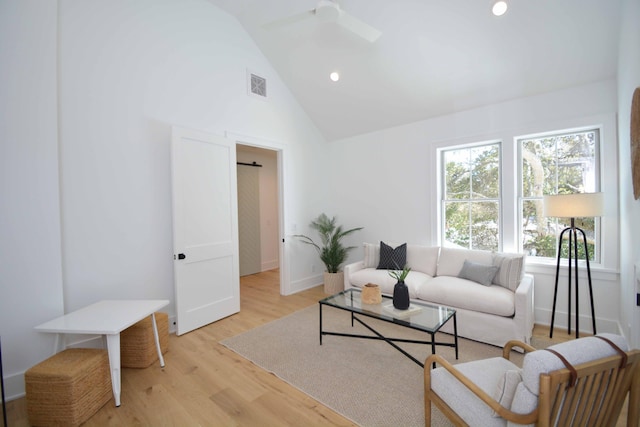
[363, 242, 380, 268]
[492, 253, 525, 292]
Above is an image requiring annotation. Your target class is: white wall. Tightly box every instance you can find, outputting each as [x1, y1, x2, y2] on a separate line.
[328, 80, 622, 335]
[57, 0, 326, 313]
[617, 0, 640, 348]
[0, 0, 328, 399]
[0, 1, 65, 399]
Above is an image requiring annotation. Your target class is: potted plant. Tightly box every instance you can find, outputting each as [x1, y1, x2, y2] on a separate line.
[389, 265, 411, 310]
[295, 213, 363, 294]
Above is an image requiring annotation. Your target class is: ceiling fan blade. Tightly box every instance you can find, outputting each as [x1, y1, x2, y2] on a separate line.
[263, 9, 315, 30]
[337, 12, 381, 43]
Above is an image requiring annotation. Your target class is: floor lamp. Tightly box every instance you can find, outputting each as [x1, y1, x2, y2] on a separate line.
[543, 192, 603, 339]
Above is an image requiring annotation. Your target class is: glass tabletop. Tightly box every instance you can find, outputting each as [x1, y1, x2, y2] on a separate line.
[320, 288, 456, 333]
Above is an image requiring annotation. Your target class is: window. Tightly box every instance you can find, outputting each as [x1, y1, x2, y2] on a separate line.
[436, 118, 614, 270]
[519, 128, 600, 261]
[441, 143, 501, 251]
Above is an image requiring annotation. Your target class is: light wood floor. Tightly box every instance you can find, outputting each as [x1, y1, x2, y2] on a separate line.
[4, 270, 629, 426]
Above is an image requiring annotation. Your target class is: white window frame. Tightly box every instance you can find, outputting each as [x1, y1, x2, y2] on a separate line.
[517, 126, 602, 263]
[437, 140, 503, 251]
[433, 113, 618, 274]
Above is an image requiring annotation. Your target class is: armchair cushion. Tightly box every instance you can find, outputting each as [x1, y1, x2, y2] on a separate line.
[520, 333, 628, 395]
[510, 333, 629, 417]
[491, 369, 522, 417]
[509, 381, 537, 422]
[431, 356, 519, 427]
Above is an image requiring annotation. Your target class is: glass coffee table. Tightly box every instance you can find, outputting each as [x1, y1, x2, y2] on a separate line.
[319, 288, 458, 368]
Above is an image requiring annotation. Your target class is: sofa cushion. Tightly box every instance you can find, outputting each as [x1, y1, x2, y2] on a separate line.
[492, 253, 526, 291]
[349, 268, 430, 298]
[458, 260, 499, 286]
[437, 247, 493, 277]
[415, 276, 515, 317]
[406, 245, 439, 276]
[377, 241, 407, 270]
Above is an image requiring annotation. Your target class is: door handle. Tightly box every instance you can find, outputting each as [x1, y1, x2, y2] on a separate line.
[176, 253, 186, 260]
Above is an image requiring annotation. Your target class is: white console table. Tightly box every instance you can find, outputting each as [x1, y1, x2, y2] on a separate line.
[35, 299, 170, 407]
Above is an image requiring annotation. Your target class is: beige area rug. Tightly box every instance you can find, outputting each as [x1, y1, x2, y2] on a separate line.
[221, 305, 551, 427]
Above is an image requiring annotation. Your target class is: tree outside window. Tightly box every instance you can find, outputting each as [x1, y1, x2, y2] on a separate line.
[442, 143, 500, 251]
[520, 129, 600, 261]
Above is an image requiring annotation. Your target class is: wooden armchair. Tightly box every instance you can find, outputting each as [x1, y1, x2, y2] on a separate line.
[424, 334, 640, 427]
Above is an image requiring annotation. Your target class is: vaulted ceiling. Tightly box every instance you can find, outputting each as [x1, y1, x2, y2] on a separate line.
[209, 0, 622, 141]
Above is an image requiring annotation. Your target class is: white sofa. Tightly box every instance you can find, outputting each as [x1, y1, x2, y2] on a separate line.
[343, 242, 534, 348]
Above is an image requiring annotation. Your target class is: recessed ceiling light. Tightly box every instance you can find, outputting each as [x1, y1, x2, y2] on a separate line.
[330, 72, 340, 82]
[492, 1, 508, 16]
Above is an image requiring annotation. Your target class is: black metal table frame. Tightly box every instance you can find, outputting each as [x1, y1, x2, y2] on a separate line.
[319, 292, 458, 368]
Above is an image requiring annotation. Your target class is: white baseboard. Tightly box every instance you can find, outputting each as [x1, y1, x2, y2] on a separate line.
[288, 274, 323, 295]
[261, 259, 279, 271]
[535, 307, 621, 335]
[5, 370, 26, 401]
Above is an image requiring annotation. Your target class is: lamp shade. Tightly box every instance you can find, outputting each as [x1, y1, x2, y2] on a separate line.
[543, 192, 604, 218]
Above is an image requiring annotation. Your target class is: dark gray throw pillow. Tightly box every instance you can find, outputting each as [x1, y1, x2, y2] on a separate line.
[458, 260, 499, 286]
[377, 241, 407, 270]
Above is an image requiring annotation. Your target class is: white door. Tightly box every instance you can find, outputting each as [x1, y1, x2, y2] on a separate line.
[171, 127, 240, 335]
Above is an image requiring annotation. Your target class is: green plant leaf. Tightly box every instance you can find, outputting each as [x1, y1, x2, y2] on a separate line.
[388, 265, 411, 281]
[293, 213, 363, 273]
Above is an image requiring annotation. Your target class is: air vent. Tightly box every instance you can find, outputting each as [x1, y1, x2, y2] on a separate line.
[248, 72, 267, 98]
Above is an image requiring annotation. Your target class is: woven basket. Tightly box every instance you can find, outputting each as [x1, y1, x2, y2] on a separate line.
[120, 312, 169, 368]
[323, 271, 344, 294]
[361, 283, 382, 304]
[25, 348, 111, 427]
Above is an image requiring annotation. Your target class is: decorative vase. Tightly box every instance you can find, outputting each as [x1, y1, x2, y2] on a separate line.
[361, 283, 382, 304]
[393, 280, 410, 310]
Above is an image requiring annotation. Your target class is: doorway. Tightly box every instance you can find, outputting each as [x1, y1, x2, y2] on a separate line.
[236, 144, 281, 285]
